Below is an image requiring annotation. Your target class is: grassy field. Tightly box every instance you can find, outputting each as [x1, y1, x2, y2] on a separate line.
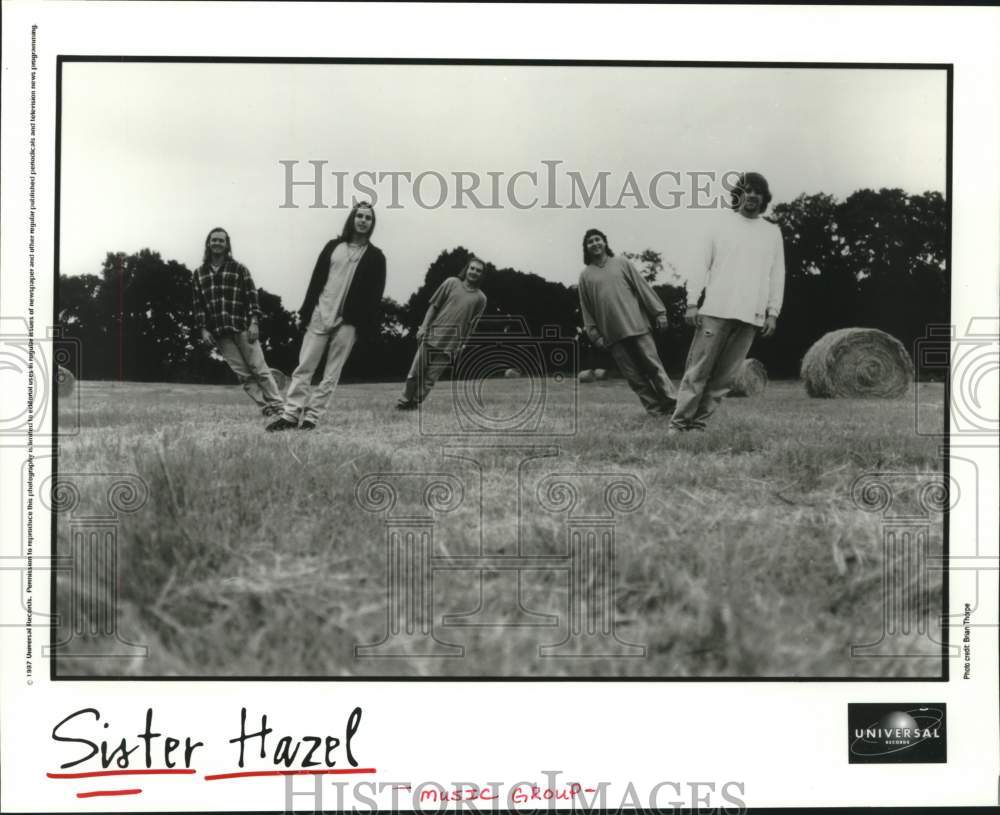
[53, 377, 947, 678]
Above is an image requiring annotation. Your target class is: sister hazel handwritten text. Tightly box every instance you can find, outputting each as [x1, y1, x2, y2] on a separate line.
[51, 706, 363, 771]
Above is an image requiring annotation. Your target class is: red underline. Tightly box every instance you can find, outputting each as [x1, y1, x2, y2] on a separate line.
[77, 788, 142, 799]
[48, 769, 196, 779]
[204, 768, 377, 781]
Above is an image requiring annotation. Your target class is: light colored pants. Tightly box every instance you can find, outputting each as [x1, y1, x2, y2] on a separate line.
[401, 341, 453, 404]
[670, 316, 757, 430]
[609, 331, 678, 415]
[216, 331, 283, 412]
[283, 323, 357, 425]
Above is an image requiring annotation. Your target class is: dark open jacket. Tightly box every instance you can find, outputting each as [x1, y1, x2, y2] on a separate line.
[299, 239, 387, 336]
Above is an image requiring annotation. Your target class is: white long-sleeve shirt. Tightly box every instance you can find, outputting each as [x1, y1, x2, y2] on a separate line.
[686, 210, 786, 327]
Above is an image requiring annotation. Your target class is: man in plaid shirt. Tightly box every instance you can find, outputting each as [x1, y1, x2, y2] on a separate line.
[192, 227, 283, 415]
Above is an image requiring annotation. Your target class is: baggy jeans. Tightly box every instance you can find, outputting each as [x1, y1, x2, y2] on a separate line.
[670, 315, 757, 430]
[400, 341, 453, 404]
[216, 330, 283, 413]
[282, 323, 357, 425]
[608, 331, 678, 415]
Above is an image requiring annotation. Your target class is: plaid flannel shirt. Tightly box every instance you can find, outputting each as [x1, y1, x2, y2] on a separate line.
[191, 259, 261, 335]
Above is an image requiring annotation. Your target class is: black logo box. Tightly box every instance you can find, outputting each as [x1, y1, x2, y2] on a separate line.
[848, 703, 947, 764]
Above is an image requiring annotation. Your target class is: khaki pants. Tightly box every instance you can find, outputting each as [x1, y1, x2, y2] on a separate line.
[401, 341, 453, 404]
[216, 331, 283, 412]
[670, 316, 757, 430]
[609, 332, 678, 415]
[283, 324, 357, 425]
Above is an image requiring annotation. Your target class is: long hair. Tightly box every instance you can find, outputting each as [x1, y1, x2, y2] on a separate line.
[457, 255, 485, 281]
[339, 201, 377, 243]
[582, 228, 614, 264]
[202, 227, 232, 266]
[730, 172, 773, 213]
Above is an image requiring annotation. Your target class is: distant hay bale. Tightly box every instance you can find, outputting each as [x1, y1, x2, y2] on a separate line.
[269, 368, 288, 391]
[593, 368, 608, 381]
[56, 365, 76, 398]
[578, 369, 596, 383]
[729, 358, 767, 397]
[504, 368, 521, 379]
[801, 328, 913, 398]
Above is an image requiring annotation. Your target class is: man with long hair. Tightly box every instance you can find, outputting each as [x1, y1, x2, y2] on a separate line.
[267, 202, 387, 431]
[396, 255, 487, 410]
[192, 227, 283, 416]
[668, 171, 785, 434]
[577, 228, 677, 416]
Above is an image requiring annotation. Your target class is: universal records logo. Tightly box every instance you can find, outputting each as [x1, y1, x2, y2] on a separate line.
[848, 703, 947, 764]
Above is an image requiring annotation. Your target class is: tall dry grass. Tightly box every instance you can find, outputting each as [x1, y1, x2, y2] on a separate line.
[53, 379, 946, 678]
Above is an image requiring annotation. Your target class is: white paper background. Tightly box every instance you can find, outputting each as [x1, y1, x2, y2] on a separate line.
[1, 2, 998, 811]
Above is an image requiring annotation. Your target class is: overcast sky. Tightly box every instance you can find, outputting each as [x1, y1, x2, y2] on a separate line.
[60, 63, 946, 306]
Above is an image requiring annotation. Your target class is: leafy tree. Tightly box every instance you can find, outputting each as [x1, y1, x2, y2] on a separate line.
[59, 249, 300, 383]
[623, 249, 664, 283]
[767, 188, 947, 376]
[255, 287, 301, 376]
[58, 188, 947, 385]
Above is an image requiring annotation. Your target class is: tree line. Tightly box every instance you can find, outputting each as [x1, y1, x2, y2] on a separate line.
[58, 187, 947, 383]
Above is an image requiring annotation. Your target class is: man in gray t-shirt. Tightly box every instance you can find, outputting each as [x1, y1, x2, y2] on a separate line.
[397, 257, 487, 409]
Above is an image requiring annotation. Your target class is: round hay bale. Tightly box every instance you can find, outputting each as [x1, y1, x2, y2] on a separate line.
[503, 368, 521, 379]
[729, 358, 767, 397]
[56, 365, 76, 398]
[801, 328, 913, 398]
[593, 368, 608, 381]
[269, 367, 288, 391]
[578, 369, 596, 384]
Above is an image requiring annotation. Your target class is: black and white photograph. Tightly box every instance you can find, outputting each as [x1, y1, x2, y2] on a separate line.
[1, 3, 998, 813]
[51, 60, 950, 679]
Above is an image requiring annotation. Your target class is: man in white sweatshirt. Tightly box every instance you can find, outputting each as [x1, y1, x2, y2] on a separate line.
[669, 172, 785, 433]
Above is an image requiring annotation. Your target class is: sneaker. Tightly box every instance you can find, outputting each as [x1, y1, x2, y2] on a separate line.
[299, 420, 316, 431]
[262, 405, 283, 418]
[395, 399, 418, 411]
[265, 416, 298, 433]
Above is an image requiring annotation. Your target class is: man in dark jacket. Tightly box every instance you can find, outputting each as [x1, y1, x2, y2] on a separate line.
[267, 202, 387, 431]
